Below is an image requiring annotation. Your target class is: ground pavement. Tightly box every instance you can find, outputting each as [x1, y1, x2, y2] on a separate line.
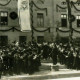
[1, 69, 80, 80]
[1, 59, 80, 80]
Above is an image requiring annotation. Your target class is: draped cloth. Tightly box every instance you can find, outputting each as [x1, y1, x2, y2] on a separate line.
[18, 0, 31, 32]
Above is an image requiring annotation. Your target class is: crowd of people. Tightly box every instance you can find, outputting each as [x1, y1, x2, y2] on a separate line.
[0, 41, 41, 77]
[0, 41, 80, 77]
[49, 42, 80, 70]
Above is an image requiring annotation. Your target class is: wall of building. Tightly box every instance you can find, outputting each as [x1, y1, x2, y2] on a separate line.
[0, 0, 56, 44]
[32, 0, 55, 42]
[1, 0, 80, 44]
[54, 0, 80, 41]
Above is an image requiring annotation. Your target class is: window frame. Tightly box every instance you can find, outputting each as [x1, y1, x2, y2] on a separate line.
[0, 36, 8, 46]
[37, 13, 44, 27]
[61, 14, 67, 27]
[76, 15, 80, 27]
[0, 11, 8, 26]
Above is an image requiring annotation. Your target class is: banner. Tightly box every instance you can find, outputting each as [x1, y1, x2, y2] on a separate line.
[18, 0, 31, 32]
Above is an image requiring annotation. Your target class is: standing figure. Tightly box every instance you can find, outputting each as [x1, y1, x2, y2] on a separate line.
[42, 42, 49, 59]
[51, 44, 58, 65]
[67, 47, 74, 69]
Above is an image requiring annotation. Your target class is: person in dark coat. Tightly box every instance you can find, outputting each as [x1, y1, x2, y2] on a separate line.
[3, 51, 9, 75]
[0, 53, 3, 78]
[67, 48, 74, 69]
[73, 48, 80, 70]
[7, 51, 14, 75]
[59, 47, 65, 65]
[27, 48, 34, 74]
[32, 49, 40, 72]
[42, 43, 49, 59]
[13, 52, 20, 74]
[51, 44, 58, 65]
[23, 51, 28, 74]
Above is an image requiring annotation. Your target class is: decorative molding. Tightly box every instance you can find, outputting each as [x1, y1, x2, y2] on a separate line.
[9, 12, 18, 20]
[32, 1, 47, 15]
[62, 1, 66, 5]
[56, 1, 80, 12]
[37, 0, 45, 4]
[33, 27, 50, 33]
[0, 27, 21, 32]
[56, 27, 80, 34]
[56, 28, 70, 32]
[56, 4, 67, 12]
[0, 0, 11, 6]
[71, 2, 80, 11]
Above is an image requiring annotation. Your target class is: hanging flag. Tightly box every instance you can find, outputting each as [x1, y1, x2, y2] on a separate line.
[18, 0, 31, 32]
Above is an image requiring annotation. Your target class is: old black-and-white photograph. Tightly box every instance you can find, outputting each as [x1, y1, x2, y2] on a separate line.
[0, 0, 80, 80]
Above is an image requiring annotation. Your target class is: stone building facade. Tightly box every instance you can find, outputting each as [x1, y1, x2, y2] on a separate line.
[54, 0, 80, 45]
[0, 0, 80, 45]
[0, 0, 55, 45]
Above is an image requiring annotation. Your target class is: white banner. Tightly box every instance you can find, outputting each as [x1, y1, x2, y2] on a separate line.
[18, 0, 31, 32]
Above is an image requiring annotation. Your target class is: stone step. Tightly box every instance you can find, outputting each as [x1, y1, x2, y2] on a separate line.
[2, 69, 80, 80]
[39, 63, 52, 71]
[39, 63, 67, 71]
[28, 70, 80, 79]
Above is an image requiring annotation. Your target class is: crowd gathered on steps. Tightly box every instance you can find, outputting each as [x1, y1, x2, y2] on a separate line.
[0, 41, 80, 77]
